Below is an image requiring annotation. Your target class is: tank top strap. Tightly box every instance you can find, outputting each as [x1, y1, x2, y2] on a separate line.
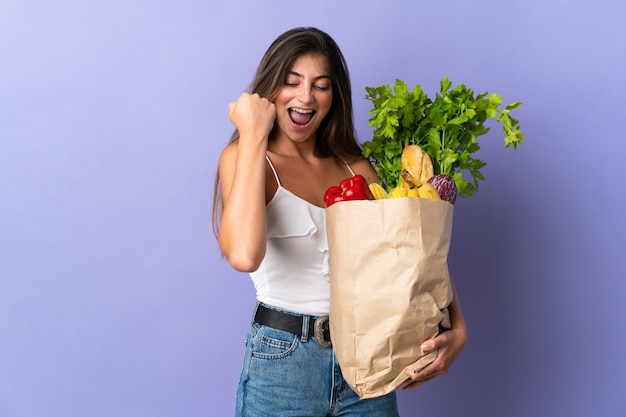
[265, 154, 281, 186]
[342, 159, 355, 176]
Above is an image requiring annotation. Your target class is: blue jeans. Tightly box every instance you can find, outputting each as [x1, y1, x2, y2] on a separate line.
[235, 304, 400, 417]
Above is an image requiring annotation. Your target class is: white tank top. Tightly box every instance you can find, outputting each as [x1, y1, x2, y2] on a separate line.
[249, 155, 355, 316]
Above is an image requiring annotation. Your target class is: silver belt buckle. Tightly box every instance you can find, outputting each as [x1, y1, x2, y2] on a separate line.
[314, 316, 331, 348]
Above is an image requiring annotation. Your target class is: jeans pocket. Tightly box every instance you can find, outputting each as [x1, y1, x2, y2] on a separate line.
[249, 322, 299, 360]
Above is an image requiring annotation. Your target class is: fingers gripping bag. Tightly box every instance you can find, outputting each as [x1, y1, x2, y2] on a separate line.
[326, 197, 453, 399]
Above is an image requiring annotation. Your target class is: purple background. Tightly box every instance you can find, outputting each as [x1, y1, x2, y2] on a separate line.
[1, 1, 625, 416]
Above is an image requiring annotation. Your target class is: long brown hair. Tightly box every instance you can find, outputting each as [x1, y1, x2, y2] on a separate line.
[211, 27, 362, 238]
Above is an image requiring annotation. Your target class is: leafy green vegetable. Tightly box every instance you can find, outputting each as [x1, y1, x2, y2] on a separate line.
[361, 76, 524, 197]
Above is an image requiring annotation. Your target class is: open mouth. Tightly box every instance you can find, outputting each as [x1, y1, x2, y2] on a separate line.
[288, 107, 316, 126]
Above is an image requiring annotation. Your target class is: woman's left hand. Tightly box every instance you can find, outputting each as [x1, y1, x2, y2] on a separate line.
[402, 325, 467, 389]
[402, 279, 468, 390]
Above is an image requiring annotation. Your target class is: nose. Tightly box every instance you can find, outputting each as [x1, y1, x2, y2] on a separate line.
[296, 84, 314, 103]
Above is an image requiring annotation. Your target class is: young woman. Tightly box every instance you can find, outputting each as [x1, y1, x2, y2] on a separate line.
[212, 27, 467, 417]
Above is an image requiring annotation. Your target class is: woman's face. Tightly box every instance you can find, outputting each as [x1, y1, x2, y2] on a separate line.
[273, 53, 333, 145]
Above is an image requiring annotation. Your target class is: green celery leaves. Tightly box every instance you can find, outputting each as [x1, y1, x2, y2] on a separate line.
[362, 76, 525, 197]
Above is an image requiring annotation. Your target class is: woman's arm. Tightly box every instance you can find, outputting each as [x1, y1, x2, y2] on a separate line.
[218, 93, 275, 272]
[402, 277, 468, 389]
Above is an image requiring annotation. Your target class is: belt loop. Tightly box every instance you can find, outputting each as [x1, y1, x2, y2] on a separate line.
[301, 315, 310, 342]
[252, 302, 261, 323]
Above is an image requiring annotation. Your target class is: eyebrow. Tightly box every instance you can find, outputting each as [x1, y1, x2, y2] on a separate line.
[287, 70, 331, 81]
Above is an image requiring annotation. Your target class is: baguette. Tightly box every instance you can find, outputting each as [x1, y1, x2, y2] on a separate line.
[401, 144, 434, 187]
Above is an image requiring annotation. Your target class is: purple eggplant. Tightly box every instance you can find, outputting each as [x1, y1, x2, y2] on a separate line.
[427, 174, 457, 205]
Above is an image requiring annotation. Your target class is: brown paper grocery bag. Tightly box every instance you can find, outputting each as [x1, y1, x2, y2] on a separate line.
[326, 197, 454, 399]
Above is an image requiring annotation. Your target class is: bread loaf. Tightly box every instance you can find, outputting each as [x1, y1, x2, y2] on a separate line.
[401, 144, 434, 187]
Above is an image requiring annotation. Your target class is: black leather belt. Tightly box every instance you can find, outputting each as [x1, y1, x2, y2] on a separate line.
[254, 304, 332, 348]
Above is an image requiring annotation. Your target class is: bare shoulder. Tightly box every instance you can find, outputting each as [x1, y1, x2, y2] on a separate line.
[346, 156, 379, 184]
[218, 142, 239, 173]
[219, 141, 239, 163]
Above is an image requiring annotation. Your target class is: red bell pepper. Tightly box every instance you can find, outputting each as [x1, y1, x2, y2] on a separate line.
[323, 174, 374, 207]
